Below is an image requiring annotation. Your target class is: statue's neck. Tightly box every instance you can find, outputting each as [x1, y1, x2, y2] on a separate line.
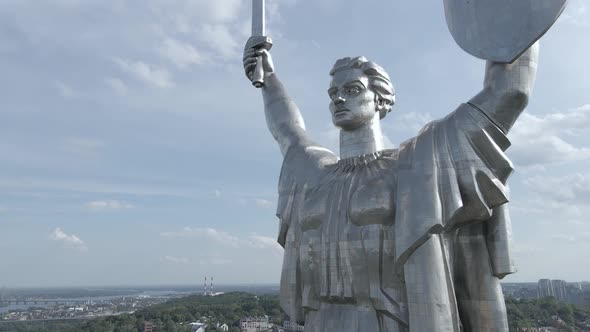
[339, 115, 385, 159]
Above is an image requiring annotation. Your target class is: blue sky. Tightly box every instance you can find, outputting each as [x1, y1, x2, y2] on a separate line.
[0, 0, 589, 287]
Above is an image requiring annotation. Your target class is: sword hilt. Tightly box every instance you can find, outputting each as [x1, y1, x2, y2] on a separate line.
[245, 36, 273, 88]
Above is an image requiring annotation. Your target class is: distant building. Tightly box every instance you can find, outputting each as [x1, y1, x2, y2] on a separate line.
[190, 321, 207, 332]
[283, 320, 304, 332]
[218, 323, 229, 331]
[202, 277, 223, 296]
[240, 316, 273, 332]
[142, 321, 157, 332]
[537, 279, 568, 301]
[566, 283, 584, 304]
[203, 277, 210, 296]
[537, 279, 554, 298]
[552, 280, 567, 301]
[515, 287, 538, 300]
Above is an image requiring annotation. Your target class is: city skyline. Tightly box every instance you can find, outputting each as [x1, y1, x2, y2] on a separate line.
[0, 0, 589, 287]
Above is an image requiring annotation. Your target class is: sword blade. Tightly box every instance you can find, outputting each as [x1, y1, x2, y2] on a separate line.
[252, 0, 265, 36]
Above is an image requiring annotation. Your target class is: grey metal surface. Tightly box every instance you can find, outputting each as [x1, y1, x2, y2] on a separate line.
[251, 0, 265, 37]
[444, 0, 567, 62]
[242, 2, 561, 331]
[250, 0, 270, 88]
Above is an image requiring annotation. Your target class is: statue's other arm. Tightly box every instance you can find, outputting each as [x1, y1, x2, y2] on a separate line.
[244, 47, 309, 156]
[468, 42, 539, 134]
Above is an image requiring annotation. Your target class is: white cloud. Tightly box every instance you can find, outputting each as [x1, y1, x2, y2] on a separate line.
[49, 228, 87, 251]
[55, 81, 75, 98]
[524, 173, 590, 203]
[104, 77, 128, 95]
[159, 37, 206, 68]
[318, 124, 339, 154]
[113, 58, 174, 88]
[517, 173, 590, 222]
[86, 200, 134, 211]
[234, 197, 276, 208]
[248, 234, 283, 254]
[146, 0, 255, 64]
[255, 198, 273, 208]
[0, 176, 194, 198]
[549, 233, 590, 244]
[562, 1, 589, 27]
[162, 255, 190, 264]
[160, 0, 244, 24]
[201, 257, 232, 265]
[161, 227, 240, 247]
[390, 111, 434, 135]
[195, 24, 240, 60]
[512, 243, 546, 255]
[551, 234, 577, 243]
[508, 105, 590, 167]
[160, 227, 283, 255]
[213, 189, 222, 198]
[383, 134, 395, 149]
[164, 255, 232, 266]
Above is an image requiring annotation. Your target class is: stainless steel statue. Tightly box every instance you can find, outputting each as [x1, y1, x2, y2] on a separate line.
[243, 1, 568, 330]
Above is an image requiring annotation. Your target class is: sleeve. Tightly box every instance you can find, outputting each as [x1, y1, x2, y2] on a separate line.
[443, 102, 513, 226]
[394, 103, 515, 275]
[276, 142, 337, 324]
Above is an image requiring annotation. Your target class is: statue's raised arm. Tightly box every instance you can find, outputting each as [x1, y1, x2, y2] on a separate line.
[468, 43, 538, 133]
[242, 0, 312, 156]
[444, 0, 567, 133]
[243, 43, 309, 157]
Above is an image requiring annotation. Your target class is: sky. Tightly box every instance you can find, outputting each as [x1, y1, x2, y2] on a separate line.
[0, 0, 589, 288]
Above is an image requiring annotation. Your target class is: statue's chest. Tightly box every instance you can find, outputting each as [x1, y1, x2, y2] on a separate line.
[299, 164, 396, 232]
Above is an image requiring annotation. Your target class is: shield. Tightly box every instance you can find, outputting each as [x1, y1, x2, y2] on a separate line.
[444, 0, 568, 63]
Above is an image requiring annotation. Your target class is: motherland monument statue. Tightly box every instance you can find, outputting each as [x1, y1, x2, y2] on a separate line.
[243, 0, 569, 331]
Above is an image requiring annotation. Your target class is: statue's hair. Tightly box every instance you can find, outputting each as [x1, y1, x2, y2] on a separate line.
[330, 56, 395, 119]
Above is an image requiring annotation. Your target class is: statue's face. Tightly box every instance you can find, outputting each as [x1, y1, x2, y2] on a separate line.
[328, 68, 377, 131]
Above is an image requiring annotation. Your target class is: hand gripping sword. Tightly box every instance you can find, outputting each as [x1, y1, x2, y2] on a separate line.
[246, 0, 273, 88]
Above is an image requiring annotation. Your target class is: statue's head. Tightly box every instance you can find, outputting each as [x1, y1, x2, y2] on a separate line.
[328, 56, 395, 130]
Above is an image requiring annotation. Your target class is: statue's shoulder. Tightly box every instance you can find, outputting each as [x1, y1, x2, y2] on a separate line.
[276, 142, 336, 238]
[279, 141, 337, 188]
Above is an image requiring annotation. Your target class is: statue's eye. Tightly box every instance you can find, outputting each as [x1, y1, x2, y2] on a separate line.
[329, 91, 337, 100]
[346, 87, 361, 95]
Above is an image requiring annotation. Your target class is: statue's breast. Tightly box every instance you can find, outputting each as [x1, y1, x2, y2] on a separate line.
[299, 186, 328, 231]
[299, 164, 396, 231]
[349, 178, 395, 226]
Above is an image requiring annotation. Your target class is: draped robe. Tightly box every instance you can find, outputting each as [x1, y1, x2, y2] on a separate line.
[276, 103, 516, 331]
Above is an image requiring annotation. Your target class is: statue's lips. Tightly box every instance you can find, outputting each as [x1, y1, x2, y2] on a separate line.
[333, 109, 349, 116]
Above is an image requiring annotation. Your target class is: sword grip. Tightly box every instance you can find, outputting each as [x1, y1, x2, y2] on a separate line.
[245, 36, 272, 88]
[252, 55, 265, 88]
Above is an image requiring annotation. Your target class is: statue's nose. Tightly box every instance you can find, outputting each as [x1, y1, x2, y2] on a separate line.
[334, 96, 345, 105]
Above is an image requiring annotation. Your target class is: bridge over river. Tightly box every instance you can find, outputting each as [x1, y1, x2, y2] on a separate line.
[0, 299, 87, 306]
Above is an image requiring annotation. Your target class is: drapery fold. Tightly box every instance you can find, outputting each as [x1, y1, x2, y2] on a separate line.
[275, 103, 516, 325]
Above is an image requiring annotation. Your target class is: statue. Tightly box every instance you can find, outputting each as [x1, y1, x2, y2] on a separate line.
[243, 0, 568, 330]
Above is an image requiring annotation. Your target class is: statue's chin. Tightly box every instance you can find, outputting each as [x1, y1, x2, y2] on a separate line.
[332, 117, 368, 131]
[333, 121, 356, 131]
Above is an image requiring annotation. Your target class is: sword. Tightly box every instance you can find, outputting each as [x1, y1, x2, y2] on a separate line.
[247, 0, 273, 88]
